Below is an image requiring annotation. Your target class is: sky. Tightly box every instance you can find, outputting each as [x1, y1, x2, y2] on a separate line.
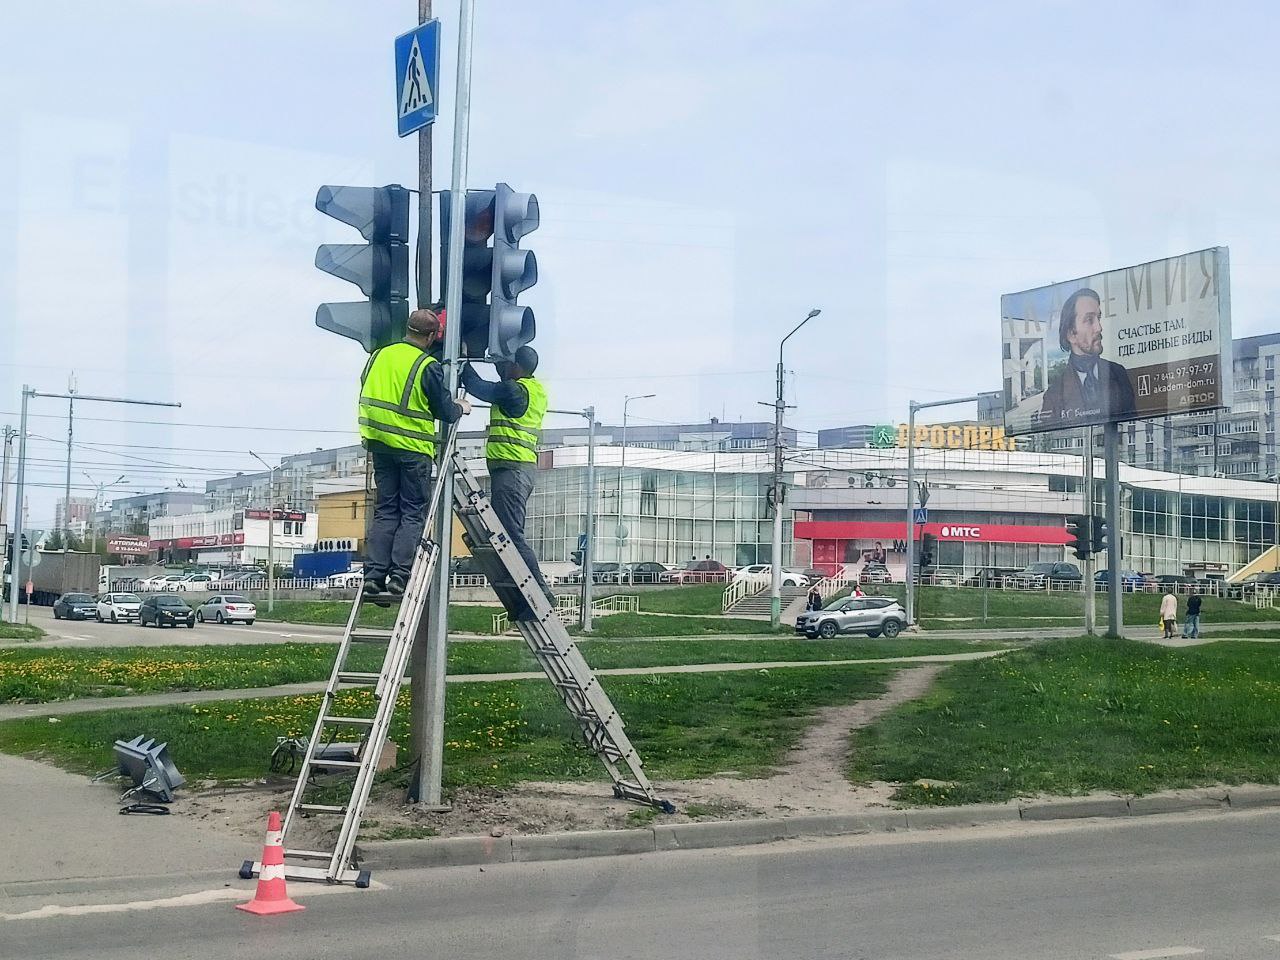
[4, 0, 1280, 526]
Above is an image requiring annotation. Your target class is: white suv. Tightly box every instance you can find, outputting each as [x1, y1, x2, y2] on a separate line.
[97, 593, 143, 623]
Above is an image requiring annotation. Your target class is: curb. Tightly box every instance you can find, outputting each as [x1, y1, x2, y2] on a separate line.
[357, 785, 1280, 873]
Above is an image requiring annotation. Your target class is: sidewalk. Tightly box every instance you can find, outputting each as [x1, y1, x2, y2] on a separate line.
[0, 650, 1009, 722]
[0, 752, 246, 888]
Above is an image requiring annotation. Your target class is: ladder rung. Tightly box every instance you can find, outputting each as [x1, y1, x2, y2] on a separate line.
[350, 630, 394, 643]
[311, 758, 362, 769]
[298, 803, 348, 815]
[285, 849, 336, 861]
[335, 671, 381, 683]
[322, 715, 375, 726]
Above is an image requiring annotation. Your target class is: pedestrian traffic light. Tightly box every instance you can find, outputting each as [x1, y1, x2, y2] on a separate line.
[489, 183, 539, 361]
[919, 533, 936, 569]
[570, 549, 584, 567]
[439, 188, 496, 357]
[1066, 514, 1092, 560]
[314, 184, 411, 353]
[1091, 514, 1108, 555]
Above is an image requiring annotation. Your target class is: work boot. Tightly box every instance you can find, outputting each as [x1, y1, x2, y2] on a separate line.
[386, 575, 407, 598]
[362, 577, 385, 597]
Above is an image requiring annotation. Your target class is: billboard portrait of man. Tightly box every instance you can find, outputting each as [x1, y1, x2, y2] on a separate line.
[1039, 287, 1136, 426]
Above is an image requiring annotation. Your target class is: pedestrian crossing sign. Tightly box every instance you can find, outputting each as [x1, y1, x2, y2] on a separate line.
[394, 20, 440, 137]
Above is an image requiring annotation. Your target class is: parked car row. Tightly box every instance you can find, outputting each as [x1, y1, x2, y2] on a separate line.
[49, 591, 256, 627]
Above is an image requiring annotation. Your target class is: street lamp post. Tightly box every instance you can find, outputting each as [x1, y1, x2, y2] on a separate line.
[83, 473, 126, 553]
[770, 309, 821, 628]
[249, 452, 279, 613]
[620, 394, 655, 586]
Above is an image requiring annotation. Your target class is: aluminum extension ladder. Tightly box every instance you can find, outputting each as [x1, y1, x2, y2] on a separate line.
[241, 435, 672, 888]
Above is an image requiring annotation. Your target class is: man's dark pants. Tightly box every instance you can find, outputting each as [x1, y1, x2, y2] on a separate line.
[366, 442, 434, 585]
[490, 465, 551, 616]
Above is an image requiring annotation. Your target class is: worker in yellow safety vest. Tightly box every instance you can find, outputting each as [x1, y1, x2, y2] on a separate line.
[460, 345, 550, 619]
[358, 309, 469, 597]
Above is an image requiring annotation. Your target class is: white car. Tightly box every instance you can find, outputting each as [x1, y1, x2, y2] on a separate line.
[327, 570, 363, 588]
[141, 574, 187, 592]
[172, 573, 219, 591]
[196, 594, 257, 625]
[733, 564, 808, 587]
[97, 592, 143, 623]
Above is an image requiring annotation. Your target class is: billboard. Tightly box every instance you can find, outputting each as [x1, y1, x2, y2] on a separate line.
[106, 535, 151, 557]
[1001, 247, 1231, 435]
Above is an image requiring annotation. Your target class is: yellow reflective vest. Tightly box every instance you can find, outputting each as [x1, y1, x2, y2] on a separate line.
[358, 343, 439, 456]
[486, 376, 547, 464]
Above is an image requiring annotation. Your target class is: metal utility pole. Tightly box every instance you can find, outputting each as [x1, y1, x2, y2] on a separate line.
[581, 408, 597, 631]
[411, 0, 475, 809]
[250, 452, 279, 613]
[416, 0, 433, 311]
[61, 374, 75, 593]
[619, 394, 655, 586]
[0, 424, 15, 531]
[1082, 428, 1096, 636]
[1104, 423, 1124, 638]
[7, 387, 179, 624]
[83, 473, 126, 553]
[770, 309, 821, 628]
[905, 394, 982, 627]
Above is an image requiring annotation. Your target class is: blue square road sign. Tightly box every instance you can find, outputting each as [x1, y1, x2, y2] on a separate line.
[395, 20, 441, 137]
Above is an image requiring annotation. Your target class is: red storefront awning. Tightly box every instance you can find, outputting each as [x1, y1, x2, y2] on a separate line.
[794, 520, 1071, 545]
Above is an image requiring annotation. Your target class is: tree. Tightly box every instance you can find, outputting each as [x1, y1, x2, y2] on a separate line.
[44, 530, 64, 551]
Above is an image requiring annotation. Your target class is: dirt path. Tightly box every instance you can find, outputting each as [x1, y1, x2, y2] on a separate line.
[184, 666, 944, 846]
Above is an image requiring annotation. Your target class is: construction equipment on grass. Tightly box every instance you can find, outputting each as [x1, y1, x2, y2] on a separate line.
[240, 421, 673, 888]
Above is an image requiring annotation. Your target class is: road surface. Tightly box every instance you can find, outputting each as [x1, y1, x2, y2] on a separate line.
[5, 808, 1280, 959]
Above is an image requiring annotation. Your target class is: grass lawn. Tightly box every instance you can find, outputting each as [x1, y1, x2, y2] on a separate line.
[569, 613, 786, 638]
[0, 623, 44, 641]
[0, 665, 897, 786]
[0, 636, 1007, 703]
[851, 638, 1280, 805]
[629, 584, 725, 615]
[868, 584, 1280, 629]
[258, 600, 497, 634]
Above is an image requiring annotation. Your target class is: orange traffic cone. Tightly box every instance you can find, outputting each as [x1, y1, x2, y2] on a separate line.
[237, 811, 305, 915]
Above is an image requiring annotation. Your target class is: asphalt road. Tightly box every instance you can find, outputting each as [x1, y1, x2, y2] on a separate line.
[6, 810, 1280, 959]
[14, 604, 348, 647]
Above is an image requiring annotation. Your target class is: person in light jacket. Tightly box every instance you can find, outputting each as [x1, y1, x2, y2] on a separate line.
[1159, 591, 1178, 639]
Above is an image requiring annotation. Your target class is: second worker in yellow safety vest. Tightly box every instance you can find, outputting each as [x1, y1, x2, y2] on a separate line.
[358, 309, 469, 598]
[460, 345, 551, 619]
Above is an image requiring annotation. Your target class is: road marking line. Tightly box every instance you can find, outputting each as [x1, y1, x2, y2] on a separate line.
[1264, 934, 1280, 942]
[0, 880, 385, 921]
[1110, 949, 1204, 960]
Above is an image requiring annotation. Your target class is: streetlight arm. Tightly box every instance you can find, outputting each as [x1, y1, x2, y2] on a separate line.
[778, 309, 822, 365]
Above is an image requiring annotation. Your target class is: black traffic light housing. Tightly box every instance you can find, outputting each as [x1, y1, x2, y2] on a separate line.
[439, 188, 496, 357]
[1066, 514, 1092, 561]
[919, 532, 936, 569]
[1091, 514, 1108, 555]
[314, 184, 411, 353]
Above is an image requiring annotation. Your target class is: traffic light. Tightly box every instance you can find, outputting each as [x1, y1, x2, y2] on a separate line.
[1066, 514, 1092, 560]
[1091, 514, 1108, 555]
[489, 183, 539, 361]
[439, 188, 496, 357]
[919, 533, 936, 569]
[314, 184, 411, 353]
[570, 549, 584, 567]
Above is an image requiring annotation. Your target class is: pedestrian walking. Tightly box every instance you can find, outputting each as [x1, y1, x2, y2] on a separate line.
[1159, 590, 1178, 639]
[806, 586, 822, 611]
[358, 309, 469, 598]
[1183, 590, 1202, 638]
